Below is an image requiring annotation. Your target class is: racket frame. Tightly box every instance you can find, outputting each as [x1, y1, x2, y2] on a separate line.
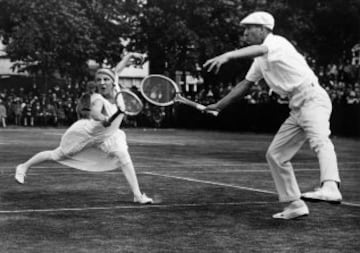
[114, 89, 143, 116]
[140, 74, 218, 116]
[140, 74, 179, 107]
[104, 89, 143, 127]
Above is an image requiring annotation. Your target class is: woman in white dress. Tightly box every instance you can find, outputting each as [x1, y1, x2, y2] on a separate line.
[15, 52, 153, 204]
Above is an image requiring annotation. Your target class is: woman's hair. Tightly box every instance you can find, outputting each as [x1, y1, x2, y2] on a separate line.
[76, 93, 91, 119]
[95, 68, 115, 82]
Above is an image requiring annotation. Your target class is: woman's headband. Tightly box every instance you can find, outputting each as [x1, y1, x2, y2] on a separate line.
[95, 68, 115, 82]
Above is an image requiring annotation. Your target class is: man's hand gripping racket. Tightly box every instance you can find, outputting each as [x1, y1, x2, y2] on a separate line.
[140, 74, 219, 116]
[174, 93, 219, 117]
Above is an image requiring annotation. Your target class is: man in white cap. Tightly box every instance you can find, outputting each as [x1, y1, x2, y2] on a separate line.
[203, 11, 342, 219]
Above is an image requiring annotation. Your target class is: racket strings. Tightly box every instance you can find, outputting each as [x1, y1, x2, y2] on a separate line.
[116, 92, 143, 115]
[142, 77, 177, 104]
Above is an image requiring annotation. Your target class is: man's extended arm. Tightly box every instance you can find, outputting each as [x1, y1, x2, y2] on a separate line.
[203, 45, 268, 74]
[206, 79, 254, 112]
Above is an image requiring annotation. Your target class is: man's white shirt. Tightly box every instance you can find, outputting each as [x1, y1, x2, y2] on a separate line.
[245, 33, 318, 97]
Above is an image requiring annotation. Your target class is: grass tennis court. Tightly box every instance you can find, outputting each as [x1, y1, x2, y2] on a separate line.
[1, 128, 359, 252]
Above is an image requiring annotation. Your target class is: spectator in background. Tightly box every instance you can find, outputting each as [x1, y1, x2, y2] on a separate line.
[346, 91, 359, 104]
[44, 101, 57, 126]
[32, 101, 43, 126]
[0, 91, 6, 101]
[86, 81, 98, 94]
[354, 82, 360, 99]
[22, 100, 33, 126]
[63, 97, 76, 125]
[0, 98, 7, 128]
[56, 101, 67, 127]
[151, 107, 166, 128]
[12, 98, 22, 126]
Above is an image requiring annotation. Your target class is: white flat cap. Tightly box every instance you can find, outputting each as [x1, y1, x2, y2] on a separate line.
[240, 11, 275, 30]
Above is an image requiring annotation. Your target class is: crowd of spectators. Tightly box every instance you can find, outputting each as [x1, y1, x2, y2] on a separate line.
[0, 58, 359, 128]
[0, 82, 82, 128]
[0, 79, 169, 128]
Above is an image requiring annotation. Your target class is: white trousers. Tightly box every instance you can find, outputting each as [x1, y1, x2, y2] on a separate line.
[266, 84, 340, 202]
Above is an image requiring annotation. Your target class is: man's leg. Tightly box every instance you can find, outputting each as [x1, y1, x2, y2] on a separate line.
[300, 96, 341, 203]
[266, 113, 309, 219]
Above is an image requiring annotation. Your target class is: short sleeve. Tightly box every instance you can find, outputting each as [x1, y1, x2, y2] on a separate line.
[263, 35, 285, 62]
[245, 60, 263, 83]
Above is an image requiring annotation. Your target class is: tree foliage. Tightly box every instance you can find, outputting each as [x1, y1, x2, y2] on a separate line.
[1, 0, 94, 84]
[140, 0, 246, 76]
[267, 0, 360, 64]
[0, 0, 143, 86]
[0, 0, 359, 85]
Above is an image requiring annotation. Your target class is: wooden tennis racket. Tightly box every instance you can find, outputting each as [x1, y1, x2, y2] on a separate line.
[103, 90, 143, 127]
[140, 74, 219, 116]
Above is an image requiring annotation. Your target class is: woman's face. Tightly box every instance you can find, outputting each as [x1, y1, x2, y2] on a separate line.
[95, 73, 113, 97]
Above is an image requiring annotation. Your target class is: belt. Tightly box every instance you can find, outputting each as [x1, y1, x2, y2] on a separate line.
[288, 82, 319, 100]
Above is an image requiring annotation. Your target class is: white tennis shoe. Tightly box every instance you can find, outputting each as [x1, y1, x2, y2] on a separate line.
[301, 187, 342, 204]
[15, 164, 27, 184]
[134, 193, 153, 204]
[272, 200, 309, 220]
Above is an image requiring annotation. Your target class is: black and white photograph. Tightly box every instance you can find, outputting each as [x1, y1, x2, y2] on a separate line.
[0, 0, 359, 252]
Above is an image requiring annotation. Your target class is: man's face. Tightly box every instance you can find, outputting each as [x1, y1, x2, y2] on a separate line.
[243, 25, 266, 45]
[95, 74, 113, 97]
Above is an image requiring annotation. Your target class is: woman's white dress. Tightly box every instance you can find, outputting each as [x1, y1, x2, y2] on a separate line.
[52, 93, 131, 172]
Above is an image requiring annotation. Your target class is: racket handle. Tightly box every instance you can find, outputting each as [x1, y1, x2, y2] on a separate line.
[205, 110, 219, 117]
[194, 104, 219, 116]
[177, 96, 219, 117]
[102, 109, 123, 127]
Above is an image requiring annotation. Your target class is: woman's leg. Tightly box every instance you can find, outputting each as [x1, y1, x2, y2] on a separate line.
[121, 159, 142, 197]
[112, 150, 153, 204]
[101, 130, 153, 203]
[15, 148, 63, 184]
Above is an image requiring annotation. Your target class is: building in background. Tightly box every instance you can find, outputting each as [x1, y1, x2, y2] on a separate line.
[352, 43, 360, 65]
[0, 41, 28, 77]
[175, 70, 203, 93]
[118, 62, 149, 89]
[0, 41, 32, 90]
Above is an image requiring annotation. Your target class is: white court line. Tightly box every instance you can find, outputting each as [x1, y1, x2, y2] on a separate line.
[151, 168, 360, 173]
[1, 173, 360, 213]
[149, 169, 360, 173]
[341, 202, 360, 207]
[0, 168, 359, 177]
[0, 165, 359, 172]
[0, 201, 273, 214]
[143, 172, 277, 195]
[144, 172, 360, 208]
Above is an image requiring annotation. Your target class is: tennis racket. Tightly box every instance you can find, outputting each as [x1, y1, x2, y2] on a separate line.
[103, 89, 143, 127]
[140, 74, 219, 116]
